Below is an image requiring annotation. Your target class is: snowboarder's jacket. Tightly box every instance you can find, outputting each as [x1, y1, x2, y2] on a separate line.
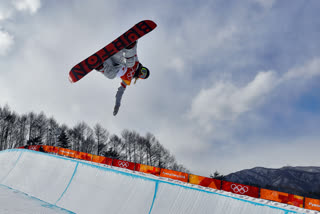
[117, 61, 140, 87]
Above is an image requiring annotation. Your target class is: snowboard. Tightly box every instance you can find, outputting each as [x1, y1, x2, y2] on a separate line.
[69, 20, 157, 83]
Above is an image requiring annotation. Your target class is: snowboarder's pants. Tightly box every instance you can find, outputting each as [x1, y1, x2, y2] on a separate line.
[98, 58, 122, 79]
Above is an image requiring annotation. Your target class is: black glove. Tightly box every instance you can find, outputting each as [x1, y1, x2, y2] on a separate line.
[113, 105, 120, 116]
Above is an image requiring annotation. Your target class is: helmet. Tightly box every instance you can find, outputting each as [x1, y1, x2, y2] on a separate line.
[136, 63, 150, 79]
[139, 66, 150, 79]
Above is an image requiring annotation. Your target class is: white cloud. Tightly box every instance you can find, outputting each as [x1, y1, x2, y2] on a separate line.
[189, 56, 320, 129]
[189, 71, 278, 124]
[283, 58, 320, 82]
[13, 0, 41, 14]
[169, 57, 185, 73]
[0, 2, 13, 21]
[0, 30, 14, 56]
[0, 0, 42, 55]
[0, 10, 12, 21]
[0, 0, 41, 20]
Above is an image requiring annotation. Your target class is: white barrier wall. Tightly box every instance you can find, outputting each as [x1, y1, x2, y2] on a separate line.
[0, 149, 308, 214]
[0, 150, 22, 182]
[2, 151, 77, 204]
[57, 163, 156, 213]
[152, 182, 292, 214]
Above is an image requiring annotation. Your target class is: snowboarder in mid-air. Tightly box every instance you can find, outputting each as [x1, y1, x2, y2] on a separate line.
[68, 20, 157, 116]
[95, 41, 150, 116]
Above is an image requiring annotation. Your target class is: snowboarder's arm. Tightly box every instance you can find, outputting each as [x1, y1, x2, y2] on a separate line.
[113, 81, 127, 116]
[115, 83, 126, 106]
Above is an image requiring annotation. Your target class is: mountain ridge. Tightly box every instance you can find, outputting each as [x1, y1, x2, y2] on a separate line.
[225, 166, 320, 199]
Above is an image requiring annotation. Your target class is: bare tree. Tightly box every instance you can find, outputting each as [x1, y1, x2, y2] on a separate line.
[121, 129, 140, 162]
[79, 123, 94, 154]
[94, 123, 109, 155]
[69, 122, 87, 152]
[27, 112, 36, 141]
[46, 117, 59, 146]
[14, 114, 28, 147]
[121, 129, 132, 161]
[0, 105, 17, 150]
[144, 133, 155, 165]
[0, 104, 189, 173]
[136, 135, 148, 164]
[33, 112, 48, 143]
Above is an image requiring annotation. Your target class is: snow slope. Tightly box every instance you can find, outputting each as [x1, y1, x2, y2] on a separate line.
[0, 149, 317, 214]
[0, 185, 70, 214]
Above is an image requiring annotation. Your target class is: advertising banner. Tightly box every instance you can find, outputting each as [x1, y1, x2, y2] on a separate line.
[112, 159, 135, 170]
[42, 145, 54, 153]
[17, 146, 26, 149]
[52, 147, 60, 154]
[135, 164, 160, 176]
[287, 195, 304, 208]
[81, 152, 92, 161]
[160, 169, 188, 183]
[222, 181, 259, 198]
[305, 198, 320, 211]
[188, 174, 221, 190]
[73, 151, 81, 159]
[28, 145, 42, 151]
[74, 152, 92, 161]
[92, 155, 113, 165]
[58, 148, 76, 158]
[260, 188, 289, 203]
[260, 189, 304, 207]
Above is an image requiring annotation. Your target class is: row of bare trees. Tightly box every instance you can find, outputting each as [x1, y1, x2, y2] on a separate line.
[0, 104, 188, 172]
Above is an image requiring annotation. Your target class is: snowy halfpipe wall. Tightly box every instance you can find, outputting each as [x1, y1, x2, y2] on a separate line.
[0, 149, 313, 214]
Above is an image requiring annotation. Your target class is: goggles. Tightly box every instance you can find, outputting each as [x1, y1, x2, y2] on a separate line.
[139, 67, 148, 79]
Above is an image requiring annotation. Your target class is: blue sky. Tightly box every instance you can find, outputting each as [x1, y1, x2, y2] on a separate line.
[1, 0, 320, 175]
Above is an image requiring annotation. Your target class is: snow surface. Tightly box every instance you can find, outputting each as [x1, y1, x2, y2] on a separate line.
[0, 185, 70, 214]
[0, 149, 318, 214]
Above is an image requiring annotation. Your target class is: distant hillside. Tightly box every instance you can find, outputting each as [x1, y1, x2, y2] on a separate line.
[225, 166, 320, 199]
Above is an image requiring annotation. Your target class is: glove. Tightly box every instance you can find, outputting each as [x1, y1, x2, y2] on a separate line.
[113, 105, 120, 116]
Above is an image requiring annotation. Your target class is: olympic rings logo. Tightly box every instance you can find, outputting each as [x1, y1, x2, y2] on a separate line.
[126, 69, 135, 80]
[29, 146, 38, 151]
[118, 161, 130, 168]
[231, 184, 249, 194]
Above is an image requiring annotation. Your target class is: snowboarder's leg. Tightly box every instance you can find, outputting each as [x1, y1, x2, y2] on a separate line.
[96, 58, 122, 79]
[123, 41, 137, 68]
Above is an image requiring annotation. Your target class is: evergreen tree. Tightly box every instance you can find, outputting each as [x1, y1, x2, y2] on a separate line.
[26, 136, 42, 145]
[108, 134, 122, 158]
[58, 130, 69, 148]
[210, 170, 226, 180]
[103, 148, 120, 159]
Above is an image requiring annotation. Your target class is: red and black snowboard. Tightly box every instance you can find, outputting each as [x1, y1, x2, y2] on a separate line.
[69, 20, 157, 83]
